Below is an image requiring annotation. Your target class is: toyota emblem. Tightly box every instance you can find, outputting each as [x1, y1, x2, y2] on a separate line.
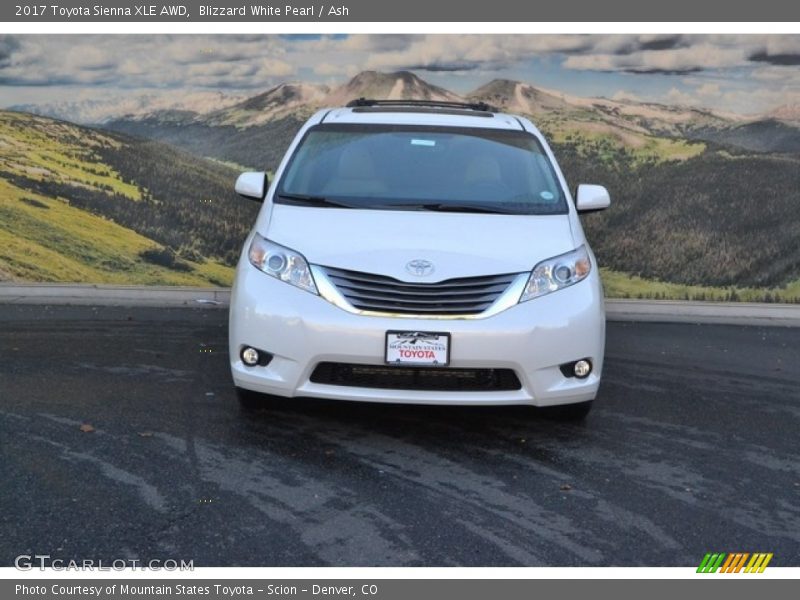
[406, 259, 435, 277]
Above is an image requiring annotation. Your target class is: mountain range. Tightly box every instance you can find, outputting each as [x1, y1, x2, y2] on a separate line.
[83, 71, 797, 169]
[11, 90, 246, 126]
[12, 70, 779, 129]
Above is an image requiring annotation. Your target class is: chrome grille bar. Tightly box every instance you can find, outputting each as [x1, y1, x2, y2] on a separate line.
[320, 266, 520, 316]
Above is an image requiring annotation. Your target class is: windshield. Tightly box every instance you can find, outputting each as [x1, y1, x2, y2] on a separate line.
[276, 124, 568, 215]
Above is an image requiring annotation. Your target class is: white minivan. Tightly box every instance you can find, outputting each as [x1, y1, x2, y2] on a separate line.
[229, 99, 610, 419]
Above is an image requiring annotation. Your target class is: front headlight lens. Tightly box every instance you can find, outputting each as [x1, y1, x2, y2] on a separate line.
[248, 233, 318, 295]
[519, 245, 591, 302]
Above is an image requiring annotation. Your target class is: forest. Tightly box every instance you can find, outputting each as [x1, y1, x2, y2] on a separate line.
[107, 116, 304, 171]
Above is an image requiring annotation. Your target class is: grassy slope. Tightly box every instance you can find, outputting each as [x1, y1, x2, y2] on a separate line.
[0, 111, 234, 286]
[543, 118, 706, 165]
[0, 112, 140, 198]
[602, 268, 800, 304]
[0, 179, 233, 286]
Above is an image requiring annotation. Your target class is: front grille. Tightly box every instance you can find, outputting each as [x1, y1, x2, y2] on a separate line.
[310, 362, 522, 392]
[321, 266, 519, 315]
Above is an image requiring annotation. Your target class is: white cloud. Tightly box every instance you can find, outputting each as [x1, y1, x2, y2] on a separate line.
[666, 87, 696, 105]
[3, 34, 799, 89]
[356, 35, 592, 71]
[564, 44, 748, 73]
[750, 65, 800, 86]
[0, 35, 294, 90]
[313, 62, 342, 76]
[695, 83, 721, 97]
[2, 34, 800, 117]
[313, 61, 360, 77]
[611, 90, 642, 102]
[658, 80, 800, 115]
[719, 87, 800, 116]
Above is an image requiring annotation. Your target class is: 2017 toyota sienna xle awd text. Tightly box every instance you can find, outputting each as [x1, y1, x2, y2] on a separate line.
[228, 99, 610, 419]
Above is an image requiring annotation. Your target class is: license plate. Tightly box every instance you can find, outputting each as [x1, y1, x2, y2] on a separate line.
[385, 331, 450, 366]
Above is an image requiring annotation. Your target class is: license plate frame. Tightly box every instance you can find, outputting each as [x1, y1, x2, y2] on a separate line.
[385, 331, 451, 367]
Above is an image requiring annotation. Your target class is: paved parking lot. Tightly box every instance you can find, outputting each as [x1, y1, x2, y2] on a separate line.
[1, 305, 799, 566]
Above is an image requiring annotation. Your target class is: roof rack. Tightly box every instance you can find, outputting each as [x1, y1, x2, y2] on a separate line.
[346, 98, 496, 112]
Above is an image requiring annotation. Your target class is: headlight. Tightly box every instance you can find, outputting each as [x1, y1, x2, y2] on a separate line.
[519, 245, 591, 302]
[248, 233, 318, 295]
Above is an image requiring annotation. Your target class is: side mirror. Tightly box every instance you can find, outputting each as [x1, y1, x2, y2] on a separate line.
[575, 184, 610, 214]
[235, 172, 268, 202]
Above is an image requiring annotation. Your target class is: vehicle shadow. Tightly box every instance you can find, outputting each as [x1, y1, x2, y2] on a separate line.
[230, 391, 596, 460]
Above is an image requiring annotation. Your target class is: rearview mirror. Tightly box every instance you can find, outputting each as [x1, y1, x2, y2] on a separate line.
[235, 172, 268, 202]
[575, 184, 610, 214]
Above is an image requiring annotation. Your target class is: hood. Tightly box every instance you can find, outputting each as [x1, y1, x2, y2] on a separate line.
[263, 205, 576, 282]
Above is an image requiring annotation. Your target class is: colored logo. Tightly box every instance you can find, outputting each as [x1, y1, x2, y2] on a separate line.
[697, 553, 773, 573]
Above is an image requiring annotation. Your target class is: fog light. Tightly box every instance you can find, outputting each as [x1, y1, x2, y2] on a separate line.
[574, 359, 592, 378]
[241, 347, 260, 366]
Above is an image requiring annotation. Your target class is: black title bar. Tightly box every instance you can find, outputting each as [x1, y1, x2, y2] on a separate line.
[3, 0, 800, 22]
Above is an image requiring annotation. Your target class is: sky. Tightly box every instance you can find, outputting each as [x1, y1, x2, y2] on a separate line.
[1, 34, 799, 116]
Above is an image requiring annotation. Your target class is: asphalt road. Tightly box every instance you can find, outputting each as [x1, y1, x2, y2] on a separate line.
[1, 305, 799, 567]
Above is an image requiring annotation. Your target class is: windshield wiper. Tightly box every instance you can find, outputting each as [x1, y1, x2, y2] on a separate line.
[278, 195, 520, 214]
[390, 202, 519, 214]
[276, 193, 359, 209]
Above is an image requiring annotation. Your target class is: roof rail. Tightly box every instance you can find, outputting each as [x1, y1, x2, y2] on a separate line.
[346, 98, 496, 112]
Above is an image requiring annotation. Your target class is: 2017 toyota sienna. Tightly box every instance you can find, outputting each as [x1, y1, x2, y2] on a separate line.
[229, 99, 610, 419]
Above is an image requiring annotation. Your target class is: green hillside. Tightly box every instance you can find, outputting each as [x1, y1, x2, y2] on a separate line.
[602, 268, 800, 304]
[0, 111, 257, 286]
[106, 115, 303, 171]
[543, 122, 706, 165]
[554, 140, 800, 290]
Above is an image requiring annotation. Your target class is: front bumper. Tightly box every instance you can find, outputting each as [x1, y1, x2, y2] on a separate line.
[229, 265, 605, 406]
